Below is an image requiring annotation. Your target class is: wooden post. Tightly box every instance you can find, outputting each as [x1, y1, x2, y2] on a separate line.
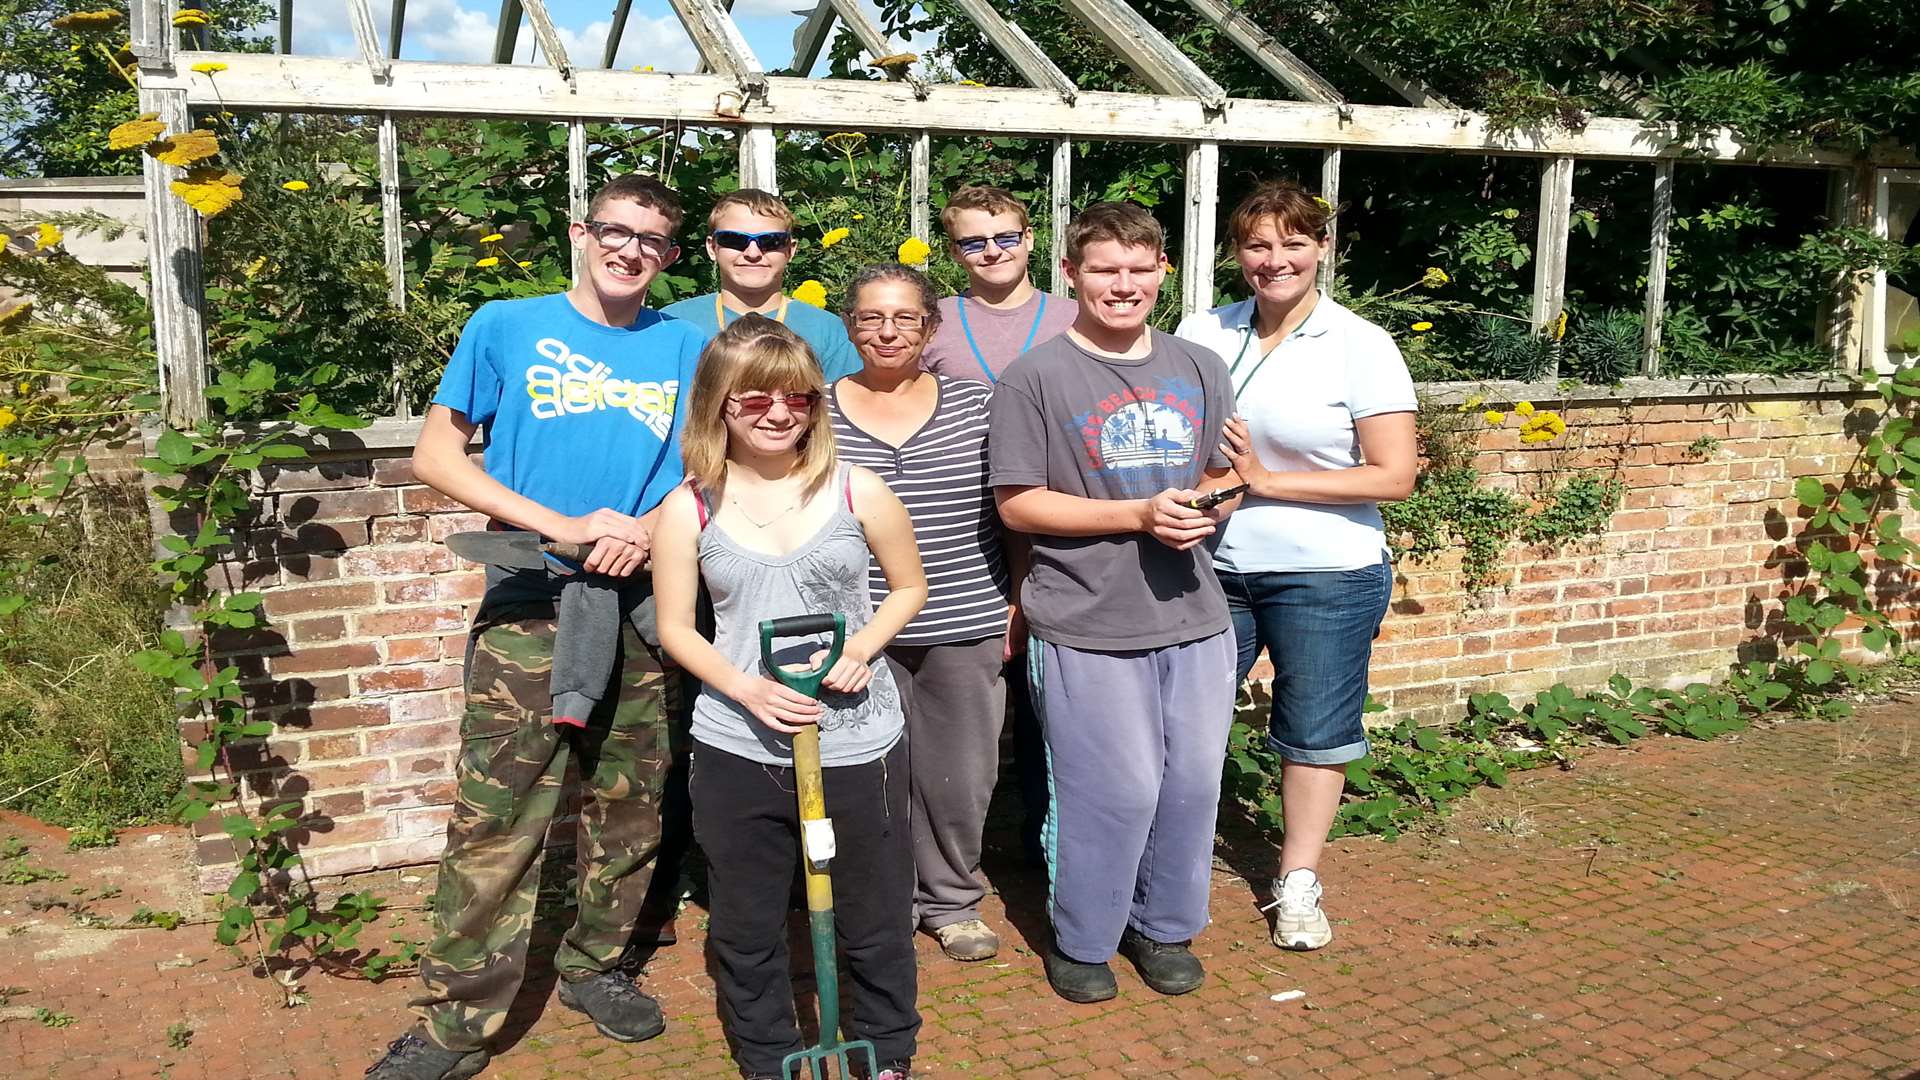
[1181, 140, 1219, 318]
[569, 120, 589, 284]
[1642, 160, 1673, 375]
[130, 2, 209, 427]
[1051, 139, 1072, 296]
[1824, 165, 1875, 372]
[1530, 157, 1575, 372]
[379, 114, 409, 418]
[740, 125, 778, 193]
[1319, 147, 1341, 288]
[910, 132, 931, 248]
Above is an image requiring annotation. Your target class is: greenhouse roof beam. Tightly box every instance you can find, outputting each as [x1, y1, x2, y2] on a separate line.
[493, 0, 523, 66]
[1178, 0, 1344, 105]
[824, 0, 929, 96]
[1058, 0, 1226, 110]
[666, 0, 768, 96]
[347, 0, 392, 81]
[520, 0, 576, 84]
[1308, 7, 1456, 111]
[603, 0, 636, 69]
[944, 0, 1077, 102]
[390, 0, 407, 59]
[789, 2, 836, 76]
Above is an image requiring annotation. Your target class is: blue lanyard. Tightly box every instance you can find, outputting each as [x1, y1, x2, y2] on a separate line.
[956, 293, 1047, 384]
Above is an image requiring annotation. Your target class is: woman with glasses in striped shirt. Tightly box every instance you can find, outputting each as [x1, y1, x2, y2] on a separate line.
[828, 263, 1019, 965]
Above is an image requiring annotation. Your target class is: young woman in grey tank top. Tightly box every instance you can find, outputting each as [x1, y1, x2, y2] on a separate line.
[651, 316, 928, 1080]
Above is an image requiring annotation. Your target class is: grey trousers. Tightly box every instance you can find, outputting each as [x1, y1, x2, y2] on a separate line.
[886, 636, 1007, 930]
[1029, 630, 1237, 962]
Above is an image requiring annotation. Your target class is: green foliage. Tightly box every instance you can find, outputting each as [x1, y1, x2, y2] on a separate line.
[34, 1007, 75, 1028]
[1565, 309, 1643, 385]
[1520, 473, 1626, 546]
[165, 1021, 193, 1050]
[0, 1, 272, 178]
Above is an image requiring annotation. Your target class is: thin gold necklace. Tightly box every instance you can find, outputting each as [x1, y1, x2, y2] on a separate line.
[726, 486, 804, 529]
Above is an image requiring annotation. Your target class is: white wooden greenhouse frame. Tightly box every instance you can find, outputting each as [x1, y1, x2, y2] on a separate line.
[127, 0, 1918, 427]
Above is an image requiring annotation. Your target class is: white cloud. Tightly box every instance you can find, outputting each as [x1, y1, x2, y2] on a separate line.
[540, 16, 700, 73]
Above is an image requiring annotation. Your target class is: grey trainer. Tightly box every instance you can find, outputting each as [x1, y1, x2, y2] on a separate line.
[365, 1030, 490, 1080]
[557, 968, 666, 1043]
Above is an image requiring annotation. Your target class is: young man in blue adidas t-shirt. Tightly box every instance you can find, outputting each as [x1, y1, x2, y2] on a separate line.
[661, 189, 862, 380]
[369, 175, 705, 1080]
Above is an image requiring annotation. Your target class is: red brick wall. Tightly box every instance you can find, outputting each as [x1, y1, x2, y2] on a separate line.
[176, 388, 1897, 889]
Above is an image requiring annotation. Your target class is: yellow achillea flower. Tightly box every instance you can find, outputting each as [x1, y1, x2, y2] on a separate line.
[1421, 266, 1450, 288]
[791, 280, 829, 308]
[281, 180, 309, 192]
[517, 260, 532, 268]
[1482, 410, 1506, 425]
[1313, 196, 1332, 210]
[1552, 310, 1568, 340]
[35, 224, 63, 251]
[1411, 321, 1432, 332]
[0, 301, 30, 328]
[149, 129, 220, 167]
[53, 9, 122, 31]
[0, 453, 8, 467]
[1458, 394, 1485, 412]
[851, 213, 865, 221]
[190, 61, 227, 75]
[244, 256, 267, 277]
[107, 113, 166, 151]
[897, 237, 931, 264]
[173, 9, 211, 27]
[171, 169, 244, 217]
[0, 405, 17, 428]
[958, 79, 983, 87]
[480, 232, 505, 244]
[1513, 400, 1535, 416]
[820, 227, 850, 249]
[1518, 410, 1567, 444]
[475, 257, 501, 269]
[0, 233, 10, 250]
[632, 65, 654, 72]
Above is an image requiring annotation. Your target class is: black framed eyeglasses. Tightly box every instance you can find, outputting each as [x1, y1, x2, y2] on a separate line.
[583, 220, 675, 259]
[954, 231, 1024, 256]
[712, 229, 793, 252]
[851, 311, 928, 332]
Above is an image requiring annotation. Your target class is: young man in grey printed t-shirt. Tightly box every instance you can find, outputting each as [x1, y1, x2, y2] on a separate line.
[987, 202, 1242, 1004]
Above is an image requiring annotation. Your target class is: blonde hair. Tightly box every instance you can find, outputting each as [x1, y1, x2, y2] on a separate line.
[706, 188, 796, 233]
[682, 315, 837, 498]
[940, 185, 1030, 237]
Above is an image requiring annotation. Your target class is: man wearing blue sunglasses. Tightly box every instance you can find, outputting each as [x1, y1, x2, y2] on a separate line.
[662, 189, 862, 381]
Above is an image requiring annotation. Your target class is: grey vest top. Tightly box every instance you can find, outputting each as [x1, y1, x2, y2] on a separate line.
[689, 465, 904, 768]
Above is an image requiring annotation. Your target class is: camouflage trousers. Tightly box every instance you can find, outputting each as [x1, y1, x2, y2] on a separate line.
[412, 607, 686, 1052]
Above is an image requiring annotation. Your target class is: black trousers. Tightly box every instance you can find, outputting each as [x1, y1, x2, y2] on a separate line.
[691, 739, 919, 1074]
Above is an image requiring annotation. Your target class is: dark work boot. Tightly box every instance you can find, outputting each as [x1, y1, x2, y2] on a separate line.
[1044, 945, 1118, 1003]
[557, 968, 666, 1042]
[1117, 926, 1205, 995]
[364, 1030, 490, 1080]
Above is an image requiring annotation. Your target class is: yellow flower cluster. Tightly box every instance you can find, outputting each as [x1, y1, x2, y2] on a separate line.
[1519, 410, 1567, 444]
[173, 9, 211, 28]
[0, 405, 17, 429]
[1483, 410, 1505, 425]
[190, 61, 228, 75]
[475, 257, 501, 269]
[172, 169, 244, 217]
[107, 113, 166, 150]
[1410, 321, 1432, 332]
[820, 227, 850, 249]
[897, 236, 931, 264]
[281, 180, 309, 192]
[35, 224, 63, 251]
[792, 280, 829, 308]
[52, 9, 123, 31]
[0, 301, 31, 330]
[1514, 400, 1535, 416]
[1421, 266, 1450, 288]
[149, 129, 220, 167]
[479, 232, 506, 244]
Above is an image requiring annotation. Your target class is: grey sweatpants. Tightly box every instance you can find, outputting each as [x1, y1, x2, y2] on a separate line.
[886, 636, 1007, 929]
[1029, 630, 1237, 962]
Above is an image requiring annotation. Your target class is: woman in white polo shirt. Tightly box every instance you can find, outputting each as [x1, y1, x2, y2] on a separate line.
[1175, 181, 1417, 953]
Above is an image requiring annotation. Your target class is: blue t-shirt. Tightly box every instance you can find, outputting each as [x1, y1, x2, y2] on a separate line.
[431, 293, 708, 518]
[660, 293, 862, 381]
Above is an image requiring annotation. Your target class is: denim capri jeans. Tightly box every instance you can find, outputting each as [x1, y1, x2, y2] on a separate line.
[1219, 556, 1392, 765]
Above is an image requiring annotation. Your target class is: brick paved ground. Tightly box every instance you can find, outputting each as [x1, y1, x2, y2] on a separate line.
[2, 703, 1916, 1079]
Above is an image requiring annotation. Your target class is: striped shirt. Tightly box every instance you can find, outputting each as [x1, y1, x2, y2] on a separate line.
[828, 375, 1010, 646]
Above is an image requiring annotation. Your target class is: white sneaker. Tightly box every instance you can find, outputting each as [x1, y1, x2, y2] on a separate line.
[1265, 868, 1333, 951]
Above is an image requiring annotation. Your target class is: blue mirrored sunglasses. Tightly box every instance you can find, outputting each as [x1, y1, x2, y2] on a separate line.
[712, 229, 792, 251]
[955, 231, 1024, 256]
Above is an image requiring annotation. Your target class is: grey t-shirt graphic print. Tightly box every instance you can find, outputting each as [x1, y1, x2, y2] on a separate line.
[988, 331, 1236, 653]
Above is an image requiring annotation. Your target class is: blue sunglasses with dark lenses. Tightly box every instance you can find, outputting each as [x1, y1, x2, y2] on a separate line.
[954, 230, 1024, 256]
[712, 229, 792, 251]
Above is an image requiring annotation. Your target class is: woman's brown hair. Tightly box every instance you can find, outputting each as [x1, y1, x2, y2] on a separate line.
[1226, 181, 1333, 246]
[682, 315, 837, 498]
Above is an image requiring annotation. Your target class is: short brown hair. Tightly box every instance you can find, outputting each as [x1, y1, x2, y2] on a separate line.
[1062, 202, 1163, 263]
[682, 315, 836, 498]
[841, 263, 944, 337]
[939, 185, 1030, 238]
[706, 188, 795, 233]
[1226, 180, 1333, 246]
[586, 173, 685, 232]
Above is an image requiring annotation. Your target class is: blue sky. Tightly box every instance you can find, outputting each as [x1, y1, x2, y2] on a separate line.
[267, 0, 933, 77]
